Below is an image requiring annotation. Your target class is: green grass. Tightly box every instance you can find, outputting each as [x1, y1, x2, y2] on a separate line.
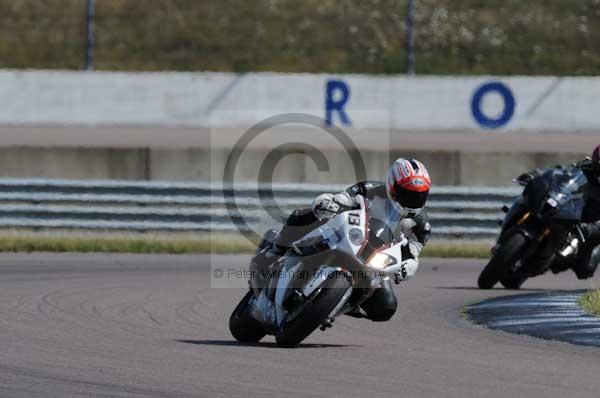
[579, 289, 600, 317]
[422, 243, 490, 259]
[2, 0, 600, 75]
[0, 235, 253, 254]
[0, 234, 490, 257]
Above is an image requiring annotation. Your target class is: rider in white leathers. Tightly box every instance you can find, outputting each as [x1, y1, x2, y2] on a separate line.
[252, 158, 432, 322]
[310, 186, 427, 281]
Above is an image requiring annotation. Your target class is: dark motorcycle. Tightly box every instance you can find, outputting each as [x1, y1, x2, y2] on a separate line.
[478, 166, 588, 289]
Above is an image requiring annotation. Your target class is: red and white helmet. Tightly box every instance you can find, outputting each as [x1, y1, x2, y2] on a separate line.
[386, 158, 431, 217]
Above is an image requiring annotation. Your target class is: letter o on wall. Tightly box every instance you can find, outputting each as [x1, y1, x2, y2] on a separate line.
[471, 82, 515, 129]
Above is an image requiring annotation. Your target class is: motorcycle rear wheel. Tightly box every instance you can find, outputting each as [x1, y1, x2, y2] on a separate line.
[229, 290, 267, 343]
[478, 232, 528, 289]
[275, 272, 351, 348]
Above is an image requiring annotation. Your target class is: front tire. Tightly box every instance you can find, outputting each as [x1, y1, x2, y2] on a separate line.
[229, 291, 266, 343]
[275, 272, 351, 348]
[478, 232, 528, 289]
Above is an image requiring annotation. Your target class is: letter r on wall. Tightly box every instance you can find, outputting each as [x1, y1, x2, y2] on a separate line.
[325, 79, 351, 126]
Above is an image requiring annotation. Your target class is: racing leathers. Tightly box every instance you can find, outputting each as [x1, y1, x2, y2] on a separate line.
[252, 181, 432, 322]
[516, 162, 600, 279]
[573, 159, 600, 279]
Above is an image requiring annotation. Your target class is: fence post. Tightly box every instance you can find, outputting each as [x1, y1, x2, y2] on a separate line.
[85, 0, 95, 70]
[406, 0, 416, 75]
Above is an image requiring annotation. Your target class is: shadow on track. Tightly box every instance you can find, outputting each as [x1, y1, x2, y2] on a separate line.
[176, 339, 361, 349]
[433, 286, 552, 292]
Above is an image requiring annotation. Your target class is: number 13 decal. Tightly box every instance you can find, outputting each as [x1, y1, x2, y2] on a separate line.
[348, 213, 360, 226]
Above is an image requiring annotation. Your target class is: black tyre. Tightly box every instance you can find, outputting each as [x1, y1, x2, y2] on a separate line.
[229, 291, 266, 343]
[478, 232, 528, 289]
[275, 272, 351, 348]
[500, 272, 528, 290]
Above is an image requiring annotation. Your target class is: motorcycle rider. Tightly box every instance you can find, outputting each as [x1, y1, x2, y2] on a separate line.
[573, 145, 600, 279]
[515, 145, 600, 279]
[251, 158, 432, 322]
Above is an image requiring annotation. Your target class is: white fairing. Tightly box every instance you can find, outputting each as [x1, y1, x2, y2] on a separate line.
[372, 244, 404, 274]
[300, 195, 369, 257]
[302, 266, 342, 297]
[274, 262, 301, 324]
[271, 195, 409, 325]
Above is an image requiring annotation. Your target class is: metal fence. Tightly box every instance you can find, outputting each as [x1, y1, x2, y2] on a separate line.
[81, 0, 417, 72]
[2, 1, 595, 75]
[0, 178, 521, 239]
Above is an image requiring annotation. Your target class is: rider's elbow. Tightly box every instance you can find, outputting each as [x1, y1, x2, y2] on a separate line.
[408, 241, 424, 258]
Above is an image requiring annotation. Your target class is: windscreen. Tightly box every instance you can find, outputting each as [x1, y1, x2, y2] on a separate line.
[365, 196, 404, 245]
[548, 167, 587, 199]
[546, 167, 588, 222]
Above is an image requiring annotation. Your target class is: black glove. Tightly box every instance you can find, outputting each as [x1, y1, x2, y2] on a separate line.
[581, 223, 600, 240]
[577, 158, 593, 171]
[412, 214, 432, 244]
[516, 171, 538, 185]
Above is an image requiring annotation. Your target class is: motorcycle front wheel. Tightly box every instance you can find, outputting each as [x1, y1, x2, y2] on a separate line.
[500, 272, 528, 290]
[478, 232, 528, 289]
[229, 290, 267, 343]
[275, 271, 352, 348]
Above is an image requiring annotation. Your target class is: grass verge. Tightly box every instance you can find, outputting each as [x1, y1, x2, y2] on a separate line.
[579, 290, 600, 317]
[0, 235, 257, 254]
[0, 234, 491, 258]
[422, 243, 490, 259]
[3, 0, 600, 75]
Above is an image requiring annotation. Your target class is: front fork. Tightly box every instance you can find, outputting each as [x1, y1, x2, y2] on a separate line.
[496, 210, 553, 274]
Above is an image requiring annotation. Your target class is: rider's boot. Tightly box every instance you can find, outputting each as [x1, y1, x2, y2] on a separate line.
[550, 255, 573, 274]
[346, 307, 368, 319]
[572, 245, 600, 280]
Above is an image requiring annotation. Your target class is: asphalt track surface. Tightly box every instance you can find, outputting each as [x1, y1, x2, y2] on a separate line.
[1, 254, 600, 398]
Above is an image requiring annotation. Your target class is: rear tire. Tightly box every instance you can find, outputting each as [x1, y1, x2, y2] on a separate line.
[275, 272, 351, 348]
[229, 291, 266, 343]
[478, 232, 528, 289]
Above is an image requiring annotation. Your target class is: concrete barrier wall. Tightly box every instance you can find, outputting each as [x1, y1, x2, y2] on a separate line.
[0, 146, 583, 186]
[0, 70, 596, 185]
[2, 70, 600, 132]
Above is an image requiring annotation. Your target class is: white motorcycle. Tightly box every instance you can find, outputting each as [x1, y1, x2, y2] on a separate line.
[229, 195, 408, 348]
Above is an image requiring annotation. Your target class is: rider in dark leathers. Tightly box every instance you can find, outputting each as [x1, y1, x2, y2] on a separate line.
[251, 159, 432, 322]
[572, 145, 600, 279]
[516, 146, 600, 279]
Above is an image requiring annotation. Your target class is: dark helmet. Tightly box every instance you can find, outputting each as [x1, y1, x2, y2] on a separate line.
[585, 145, 600, 181]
